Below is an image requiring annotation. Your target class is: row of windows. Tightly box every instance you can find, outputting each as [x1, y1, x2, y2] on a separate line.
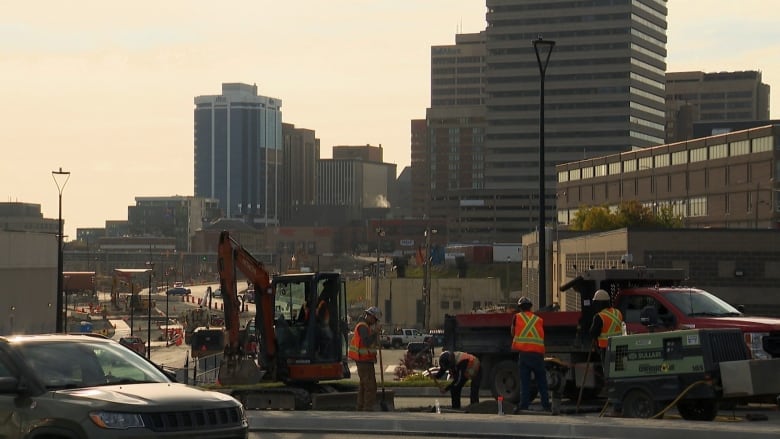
[558, 136, 774, 182]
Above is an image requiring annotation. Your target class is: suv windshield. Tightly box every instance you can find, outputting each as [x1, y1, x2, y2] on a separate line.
[16, 339, 171, 390]
[664, 288, 743, 317]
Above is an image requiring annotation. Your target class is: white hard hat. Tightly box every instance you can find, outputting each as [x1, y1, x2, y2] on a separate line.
[593, 289, 610, 301]
[517, 296, 532, 306]
[365, 306, 382, 318]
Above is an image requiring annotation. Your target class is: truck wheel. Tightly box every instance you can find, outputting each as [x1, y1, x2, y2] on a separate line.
[622, 389, 659, 419]
[491, 360, 522, 404]
[677, 399, 718, 421]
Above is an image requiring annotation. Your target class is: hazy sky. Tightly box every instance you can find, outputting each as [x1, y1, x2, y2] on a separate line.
[2, 1, 778, 240]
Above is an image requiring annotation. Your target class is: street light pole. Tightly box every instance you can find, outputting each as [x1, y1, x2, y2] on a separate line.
[375, 227, 385, 309]
[146, 261, 154, 359]
[533, 36, 555, 309]
[422, 226, 436, 329]
[52, 167, 71, 333]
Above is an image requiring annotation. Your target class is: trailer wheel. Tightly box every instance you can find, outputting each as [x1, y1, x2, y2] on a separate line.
[491, 360, 535, 404]
[677, 399, 718, 421]
[622, 389, 659, 419]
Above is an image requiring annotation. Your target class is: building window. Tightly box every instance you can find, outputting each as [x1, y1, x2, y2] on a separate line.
[751, 136, 772, 153]
[569, 169, 581, 181]
[623, 159, 637, 172]
[689, 196, 707, 217]
[709, 144, 727, 159]
[609, 162, 621, 175]
[638, 156, 652, 170]
[558, 171, 569, 183]
[690, 147, 707, 162]
[654, 154, 670, 168]
[440, 300, 450, 310]
[730, 140, 750, 156]
[671, 150, 688, 165]
[595, 164, 607, 177]
[582, 167, 594, 179]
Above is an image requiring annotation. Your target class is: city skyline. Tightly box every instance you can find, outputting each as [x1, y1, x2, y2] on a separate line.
[2, 1, 778, 240]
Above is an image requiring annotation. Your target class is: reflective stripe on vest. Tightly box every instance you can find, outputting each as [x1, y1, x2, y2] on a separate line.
[597, 308, 623, 349]
[511, 312, 545, 354]
[348, 321, 376, 361]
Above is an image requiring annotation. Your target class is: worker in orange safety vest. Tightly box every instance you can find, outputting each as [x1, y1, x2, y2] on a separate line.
[510, 296, 551, 413]
[348, 306, 382, 411]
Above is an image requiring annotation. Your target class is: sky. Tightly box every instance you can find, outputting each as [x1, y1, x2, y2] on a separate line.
[2, 1, 779, 240]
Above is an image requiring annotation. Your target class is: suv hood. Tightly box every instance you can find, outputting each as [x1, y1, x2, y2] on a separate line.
[687, 316, 780, 332]
[54, 383, 238, 408]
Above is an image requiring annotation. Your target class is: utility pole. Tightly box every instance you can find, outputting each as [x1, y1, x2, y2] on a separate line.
[375, 226, 385, 309]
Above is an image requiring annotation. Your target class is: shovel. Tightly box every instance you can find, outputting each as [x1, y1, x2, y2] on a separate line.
[378, 343, 389, 411]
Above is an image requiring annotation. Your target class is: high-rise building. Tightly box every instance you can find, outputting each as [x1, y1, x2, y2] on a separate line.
[420, 0, 668, 243]
[280, 123, 319, 224]
[194, 83, 283, 227]
[665, 71, 771, 143]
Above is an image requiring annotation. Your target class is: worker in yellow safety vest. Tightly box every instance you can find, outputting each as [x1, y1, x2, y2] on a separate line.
[510, 296, 551, 413]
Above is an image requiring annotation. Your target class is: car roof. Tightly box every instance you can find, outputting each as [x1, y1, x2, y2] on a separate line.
[1, 333, 112, 344]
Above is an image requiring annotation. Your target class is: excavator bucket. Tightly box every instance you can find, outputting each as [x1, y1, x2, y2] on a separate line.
[218, 358, 264, 386]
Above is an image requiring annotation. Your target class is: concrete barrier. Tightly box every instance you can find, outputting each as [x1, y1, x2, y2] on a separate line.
[312, 390, 395, 411]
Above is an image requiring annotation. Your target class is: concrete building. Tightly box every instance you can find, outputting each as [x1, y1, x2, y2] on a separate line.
[415, 0, 668, 243]
[315, 159, 395, 224]
[374, 277, 503, 330]
[0, 230, 57, 335]
[522, 228, 780, 318]
[666, 71, 770, 143]
[128, 196, 220, 251]
[555, 124, 780, 229]
[194, 83, 282, 227]
[0, 202, 58, 235]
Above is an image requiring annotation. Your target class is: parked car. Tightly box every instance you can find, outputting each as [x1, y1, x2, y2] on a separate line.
[0, 334, 248, 438]
[118, 335, 146, 356]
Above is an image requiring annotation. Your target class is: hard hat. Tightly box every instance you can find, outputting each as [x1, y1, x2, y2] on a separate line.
[517, 296, 532, 306]
[364, 306, 381, 318]
[593, 289, 610, 301]
[439, 351, 454, 369]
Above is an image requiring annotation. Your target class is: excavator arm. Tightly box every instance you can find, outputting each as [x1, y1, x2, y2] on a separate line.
[217, 230, 270, 384]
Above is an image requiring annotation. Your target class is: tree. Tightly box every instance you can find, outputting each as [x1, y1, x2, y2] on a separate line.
[569, 200, 683, 231]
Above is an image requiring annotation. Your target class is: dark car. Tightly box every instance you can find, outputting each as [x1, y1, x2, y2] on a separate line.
[166, 286, 191, 296]
[0, 334, 248, 438]
[118, 335, 146, 356]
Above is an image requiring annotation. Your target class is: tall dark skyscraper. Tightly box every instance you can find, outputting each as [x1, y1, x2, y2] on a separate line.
[421, 0, 668, 242]
[194, 83, 283, 227]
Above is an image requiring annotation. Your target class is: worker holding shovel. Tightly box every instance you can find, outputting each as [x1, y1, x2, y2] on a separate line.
[434, 350, 482, 410]
[348, 306, 383, 411]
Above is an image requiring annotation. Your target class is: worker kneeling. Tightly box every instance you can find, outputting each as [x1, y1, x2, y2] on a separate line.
[435, 350, 481, 410]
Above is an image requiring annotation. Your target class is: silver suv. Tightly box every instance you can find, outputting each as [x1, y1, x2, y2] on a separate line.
[0, 334, 247, 438]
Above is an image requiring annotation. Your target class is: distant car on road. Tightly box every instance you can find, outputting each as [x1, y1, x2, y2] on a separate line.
[0, 334, 248, 438]
[118, 335, 146, 356]
[166, 285, 191, 296]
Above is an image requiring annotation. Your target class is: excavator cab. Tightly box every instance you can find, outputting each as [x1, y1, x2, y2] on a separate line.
[268, 272, 349, 381]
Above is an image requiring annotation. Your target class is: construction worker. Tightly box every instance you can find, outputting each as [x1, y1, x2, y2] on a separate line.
[589, 288, 624, 416]
[348, 306, 382, 411]
[435, 350, 481, 409]
[510, 296, 551, 413]
[589, 289, 624, 365]
[316, 279, 338, 359]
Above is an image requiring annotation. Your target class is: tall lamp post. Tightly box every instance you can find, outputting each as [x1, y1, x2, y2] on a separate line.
[52, 167, 71, 333]
[533, 35, 555, 309]
[422, 226, 437, 329]
[145, 261, 154, 359]
[375, 227, 385, 309]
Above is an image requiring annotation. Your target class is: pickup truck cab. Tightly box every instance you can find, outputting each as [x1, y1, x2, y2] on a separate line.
[382, 328, 426, 349]
[616, 285, 780, 359]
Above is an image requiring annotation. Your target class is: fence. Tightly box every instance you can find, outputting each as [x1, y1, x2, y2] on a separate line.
[162, 351, 223, 386]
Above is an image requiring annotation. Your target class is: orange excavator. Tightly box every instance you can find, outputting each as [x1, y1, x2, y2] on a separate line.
[216, 230, 349, 394]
